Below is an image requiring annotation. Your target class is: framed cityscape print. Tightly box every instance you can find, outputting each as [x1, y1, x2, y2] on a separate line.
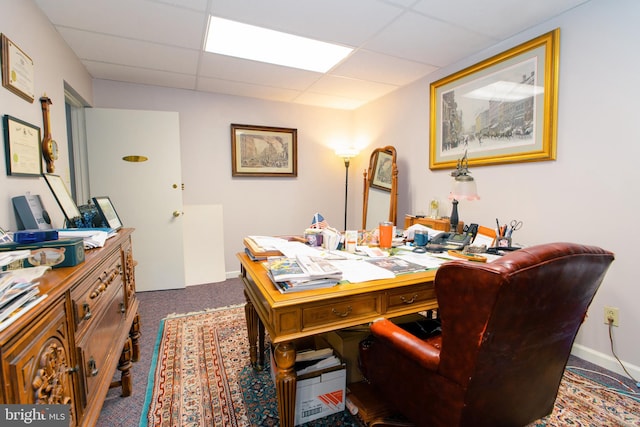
[231, 124, 297, 177]
[430, 29, 559, 170]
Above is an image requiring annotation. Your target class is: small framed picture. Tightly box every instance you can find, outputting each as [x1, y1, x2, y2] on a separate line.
[43, 173, 82, 222]
[231, 124, 297, 177]
[92, 196, 123, 230]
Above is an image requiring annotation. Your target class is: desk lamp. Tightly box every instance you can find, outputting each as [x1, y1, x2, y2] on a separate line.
[336, 148, 359, 230]
[449, 152, 479, 233]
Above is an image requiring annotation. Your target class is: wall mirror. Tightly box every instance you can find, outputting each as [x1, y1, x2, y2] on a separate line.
[362, 146, 398, 229]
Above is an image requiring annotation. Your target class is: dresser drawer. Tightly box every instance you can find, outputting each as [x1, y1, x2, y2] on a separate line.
[71, 249, 123, 337]
[302, 295, 380, 330]
[385, 283, 436, 313]
[76, 285, 126, 406]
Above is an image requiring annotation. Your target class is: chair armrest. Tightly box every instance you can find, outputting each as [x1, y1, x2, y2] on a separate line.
[370, 318, 441, 371]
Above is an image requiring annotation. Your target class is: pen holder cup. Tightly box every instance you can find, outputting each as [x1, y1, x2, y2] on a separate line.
[497, 237, 512, 248]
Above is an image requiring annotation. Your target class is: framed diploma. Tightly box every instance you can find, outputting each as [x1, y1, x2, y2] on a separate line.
[3, 115, 42, 176]
[1, 34, 35, 103]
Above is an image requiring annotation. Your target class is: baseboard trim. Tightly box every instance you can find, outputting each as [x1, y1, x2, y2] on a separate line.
[571, 343, 640, 382]
[226, 270, 241, 280]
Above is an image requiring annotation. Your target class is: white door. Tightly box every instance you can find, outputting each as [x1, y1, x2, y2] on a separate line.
[85, 108, 185, 292]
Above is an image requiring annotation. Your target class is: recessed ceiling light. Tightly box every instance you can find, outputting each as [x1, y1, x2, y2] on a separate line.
[204, 16, 353, 73]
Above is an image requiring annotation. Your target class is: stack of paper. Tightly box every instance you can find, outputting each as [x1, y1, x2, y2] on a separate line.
[57, 228, 115, 248]
[0, 266, 50, 330]
[267, 254, 342, 293]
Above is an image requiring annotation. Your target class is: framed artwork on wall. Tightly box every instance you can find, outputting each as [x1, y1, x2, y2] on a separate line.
[430, 28, 560, 170]
[3, 115, 41, 176]
[231, 124, 297, 177]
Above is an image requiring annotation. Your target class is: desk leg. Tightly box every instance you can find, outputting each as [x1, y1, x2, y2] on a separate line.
[244, 290, 264, 370]
[274, 341, 297, 427]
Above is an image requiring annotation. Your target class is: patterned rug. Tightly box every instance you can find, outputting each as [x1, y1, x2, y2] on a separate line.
[139, 305, 640, 427]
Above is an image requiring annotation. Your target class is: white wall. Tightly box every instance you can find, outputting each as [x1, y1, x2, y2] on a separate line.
[91, 82, 357, 273]
[354, 0, 640, 376]
[0, 0, 93, 229]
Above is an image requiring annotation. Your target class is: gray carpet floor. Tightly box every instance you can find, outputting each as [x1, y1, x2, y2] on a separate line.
[96, 278, 639, 427]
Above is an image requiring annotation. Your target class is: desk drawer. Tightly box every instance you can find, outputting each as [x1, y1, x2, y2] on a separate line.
[385, 283, 436, 313]
[302, 295, 380, 330]
[71, 249, 123, 337]
[76, 285, 126, 406]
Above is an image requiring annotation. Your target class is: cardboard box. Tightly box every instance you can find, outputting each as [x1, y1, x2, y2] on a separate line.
[270, 343, 347, 425]
[0, 237, 85, 269]
[323, 327, 371, 384]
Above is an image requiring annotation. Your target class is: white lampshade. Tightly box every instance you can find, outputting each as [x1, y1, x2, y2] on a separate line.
[449, 176, 480, 201]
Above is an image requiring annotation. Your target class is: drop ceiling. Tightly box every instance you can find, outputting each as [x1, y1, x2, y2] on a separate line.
[34, 0, 588, 110]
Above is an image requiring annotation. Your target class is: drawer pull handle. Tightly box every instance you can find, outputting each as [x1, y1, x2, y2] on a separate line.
[331, 306, 352, 318]
[400, 294, 419, 304]
[120, 302, 126, 313]
[67, 365, 79, 374]
[83, 303, 92, 320]
[88, 357, 99, 377]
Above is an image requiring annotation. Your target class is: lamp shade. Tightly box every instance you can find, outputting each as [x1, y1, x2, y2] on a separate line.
[449, 176, 480, 201]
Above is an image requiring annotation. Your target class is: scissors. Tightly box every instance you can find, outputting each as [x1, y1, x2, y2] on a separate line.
[510, 220, 523, 231]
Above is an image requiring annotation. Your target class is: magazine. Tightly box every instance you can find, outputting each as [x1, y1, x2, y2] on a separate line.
[365, 256, 427, 275]
[266, 255, 342, 282]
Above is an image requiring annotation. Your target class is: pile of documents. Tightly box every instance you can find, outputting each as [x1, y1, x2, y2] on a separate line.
[0, 266, 49, 332]
[267, 254, 342, 293]
[295, 347, 342, 376]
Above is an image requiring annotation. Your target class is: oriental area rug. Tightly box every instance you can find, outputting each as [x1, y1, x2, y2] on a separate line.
[139, 305, 640, 427]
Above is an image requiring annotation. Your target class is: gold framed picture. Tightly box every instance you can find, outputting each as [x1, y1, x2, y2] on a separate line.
[430, 29, 559, 170]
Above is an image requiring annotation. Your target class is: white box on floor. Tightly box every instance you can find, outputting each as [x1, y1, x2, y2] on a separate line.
[270, 344, 347, 425]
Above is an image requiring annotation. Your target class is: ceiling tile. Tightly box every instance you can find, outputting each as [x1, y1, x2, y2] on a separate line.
[332, 50, 438, 86]
[84, 61, 197, 90]
[196, 76, 300, 103]
[198, 53, 321, 90]
[58, 28, 200, 74]
[35, 0, 207, 49]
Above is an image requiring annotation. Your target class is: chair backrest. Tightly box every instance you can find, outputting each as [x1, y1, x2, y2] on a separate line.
[434, 242, 614, 425]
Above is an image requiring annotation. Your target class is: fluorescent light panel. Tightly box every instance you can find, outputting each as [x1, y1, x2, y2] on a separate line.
[204, 16, 353, 73]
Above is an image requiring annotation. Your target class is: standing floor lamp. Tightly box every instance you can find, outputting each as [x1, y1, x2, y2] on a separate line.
[336, 148, 359, 230]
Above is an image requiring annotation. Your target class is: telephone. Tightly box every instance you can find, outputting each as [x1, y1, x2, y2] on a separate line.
[425, 223, 479, 252]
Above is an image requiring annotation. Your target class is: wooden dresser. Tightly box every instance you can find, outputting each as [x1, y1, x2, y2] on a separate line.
[0, 228, 140, 426]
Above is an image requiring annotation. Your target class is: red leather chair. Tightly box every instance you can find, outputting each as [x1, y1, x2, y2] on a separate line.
[359, 243, 614, 427]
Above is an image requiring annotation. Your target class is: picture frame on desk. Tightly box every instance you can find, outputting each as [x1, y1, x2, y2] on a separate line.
[429, 29, 559, 170]
[231, 124, 297, 177]
[92, 196, 123, 230]
[43, 173, 82, 222]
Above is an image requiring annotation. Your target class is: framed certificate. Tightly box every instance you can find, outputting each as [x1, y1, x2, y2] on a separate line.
[1, 34, 35, 103]
[3, 115, 42, 176]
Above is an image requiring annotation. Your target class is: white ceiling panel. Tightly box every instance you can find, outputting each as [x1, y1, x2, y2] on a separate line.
[333, 50, 438, 86]
[34, 0, 587, 110]
[58, 28, 200, 74]
[197, 54, 321, 90]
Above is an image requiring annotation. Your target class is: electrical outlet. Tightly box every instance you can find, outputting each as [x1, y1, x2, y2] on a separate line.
[604, 306, 619, 327]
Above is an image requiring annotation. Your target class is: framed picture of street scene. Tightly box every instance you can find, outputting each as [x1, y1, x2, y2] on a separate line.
[429, 29, 559, 170]
[231, 124, 297, 177]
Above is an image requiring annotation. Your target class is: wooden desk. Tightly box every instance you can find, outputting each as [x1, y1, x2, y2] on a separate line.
[237, 252, 437, 427]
